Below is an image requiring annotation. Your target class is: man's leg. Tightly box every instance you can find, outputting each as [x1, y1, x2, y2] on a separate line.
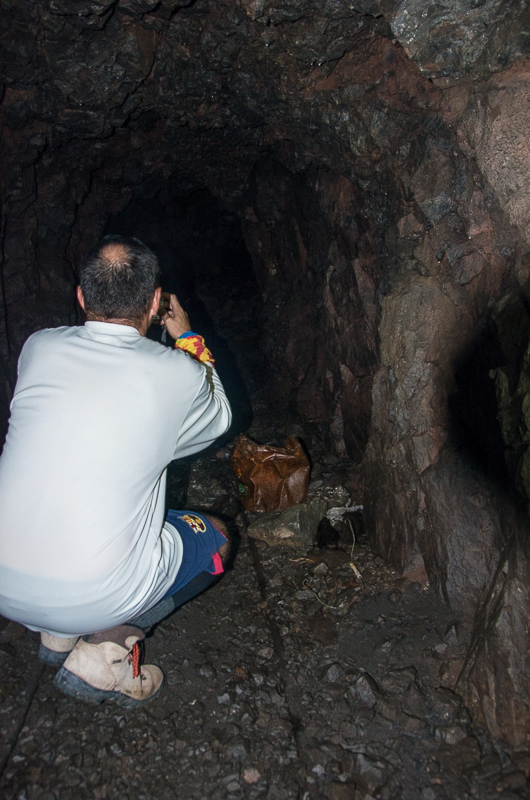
[128, 514, 230, 631]
[52, 513, 229, 706]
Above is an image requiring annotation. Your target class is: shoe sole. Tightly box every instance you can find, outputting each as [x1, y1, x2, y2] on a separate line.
[53, 666, 164, 709]
[39, 644, 72, 666]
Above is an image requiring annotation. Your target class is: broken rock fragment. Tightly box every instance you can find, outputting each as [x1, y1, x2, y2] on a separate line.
[247, 498, 327, 549]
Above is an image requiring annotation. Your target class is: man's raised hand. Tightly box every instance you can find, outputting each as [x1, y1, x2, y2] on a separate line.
[162, 294, 191, 340]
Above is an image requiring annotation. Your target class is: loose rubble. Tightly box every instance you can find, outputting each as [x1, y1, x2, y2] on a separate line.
[247, 498, 328, 549]
[1, 420, 529, 799]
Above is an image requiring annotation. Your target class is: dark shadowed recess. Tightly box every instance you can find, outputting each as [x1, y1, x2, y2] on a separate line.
[448, 320, 511, 491]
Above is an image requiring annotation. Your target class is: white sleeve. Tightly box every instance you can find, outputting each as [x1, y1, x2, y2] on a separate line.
[173, 363, 232, 458]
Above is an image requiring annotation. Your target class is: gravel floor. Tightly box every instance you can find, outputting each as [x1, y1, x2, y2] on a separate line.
[1, 431, 530, 800]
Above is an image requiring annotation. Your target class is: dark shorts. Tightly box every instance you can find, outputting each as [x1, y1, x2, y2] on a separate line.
[162, 510, 227, 599]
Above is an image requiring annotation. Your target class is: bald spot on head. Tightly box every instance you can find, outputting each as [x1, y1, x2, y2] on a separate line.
[80, 234, 160, 327]
[100, 242, 130, 265]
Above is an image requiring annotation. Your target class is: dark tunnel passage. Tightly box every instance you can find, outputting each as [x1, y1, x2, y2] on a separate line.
[3, 0, 530, 793]
[104, 189, 265, 439]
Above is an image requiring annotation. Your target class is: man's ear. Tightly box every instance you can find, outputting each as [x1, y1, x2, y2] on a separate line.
[150, 287, 162, 319]
[76, 286, 86, 311]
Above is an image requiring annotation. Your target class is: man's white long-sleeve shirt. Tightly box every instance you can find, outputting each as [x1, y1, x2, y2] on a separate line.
[0, 322, 232, 636]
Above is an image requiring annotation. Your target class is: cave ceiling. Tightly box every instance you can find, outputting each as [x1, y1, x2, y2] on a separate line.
[3, 0, 529, 208]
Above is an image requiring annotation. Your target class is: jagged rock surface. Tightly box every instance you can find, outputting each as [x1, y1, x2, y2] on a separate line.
[3, 0, 530, 746]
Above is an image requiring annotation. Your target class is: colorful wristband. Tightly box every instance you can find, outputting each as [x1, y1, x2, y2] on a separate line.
[174, 333, 215, 365]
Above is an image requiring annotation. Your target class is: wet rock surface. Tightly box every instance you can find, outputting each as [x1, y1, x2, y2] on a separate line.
[1, 424, 529, 799]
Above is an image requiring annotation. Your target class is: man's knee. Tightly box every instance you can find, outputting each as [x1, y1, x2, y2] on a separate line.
[205, 514, 230, 565]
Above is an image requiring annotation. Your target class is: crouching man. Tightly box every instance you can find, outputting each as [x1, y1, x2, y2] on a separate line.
[0, 235, 232, 707]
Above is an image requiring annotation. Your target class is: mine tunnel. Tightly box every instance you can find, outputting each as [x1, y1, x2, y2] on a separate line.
[2, 1, 530, 798]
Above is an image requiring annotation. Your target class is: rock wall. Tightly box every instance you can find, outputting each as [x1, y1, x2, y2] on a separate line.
[3, 0, 530, 745]
[364, 157, 514, 605]
[242, 161, 379, 461]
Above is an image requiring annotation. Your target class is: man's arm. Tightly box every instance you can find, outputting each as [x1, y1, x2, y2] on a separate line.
[172, 361, 232, 458]
[163, 294, 216, 365]
[162, 294, 232, 458]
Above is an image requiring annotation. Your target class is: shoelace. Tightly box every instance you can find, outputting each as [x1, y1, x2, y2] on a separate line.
[128, 642, 141, 679]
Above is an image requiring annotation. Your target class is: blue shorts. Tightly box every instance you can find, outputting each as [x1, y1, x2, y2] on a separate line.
[163, 510, 227, 599]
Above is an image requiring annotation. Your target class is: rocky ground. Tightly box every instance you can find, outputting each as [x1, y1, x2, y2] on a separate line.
[1, 412, 530, 800]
